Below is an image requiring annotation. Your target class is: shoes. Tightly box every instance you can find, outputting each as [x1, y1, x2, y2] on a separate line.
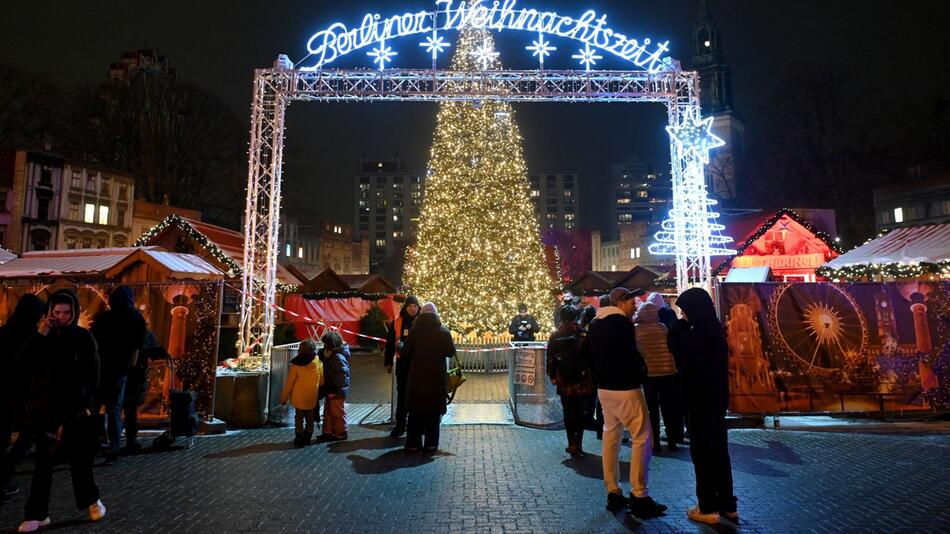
[17, 518, 51, 532]
[292, 433, 307, 448]
[667, 442, 679, 452]
[121, 441, 143, 454]
[687, 506, 720, 525]
[629, 496, 667, 518]
[315, 434, 335, 443]
[606, 491, 629, 512]
[88, 499, 106, 521]
[389, 428, 405, 438]
[404, 445, 420, 451]
[334, 433, 348, 441]
[423, 446, 438, 452]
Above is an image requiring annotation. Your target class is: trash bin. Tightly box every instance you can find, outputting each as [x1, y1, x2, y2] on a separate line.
[508, 341, 563, 429]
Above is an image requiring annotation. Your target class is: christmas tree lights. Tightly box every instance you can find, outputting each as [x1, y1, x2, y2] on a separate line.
[404, 29, 556, 335]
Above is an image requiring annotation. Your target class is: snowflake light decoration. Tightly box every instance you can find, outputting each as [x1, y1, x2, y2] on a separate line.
[420, 33, 449, 62]
[666, 109, 726, 164]
[471, 38, 500, 70]
[526, 34, 555, 68]
[572, 43, 602, 72]
[368, 40, 397, 70]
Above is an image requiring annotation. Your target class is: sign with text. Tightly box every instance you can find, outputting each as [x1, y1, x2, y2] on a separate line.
[514, 348, 536, 385]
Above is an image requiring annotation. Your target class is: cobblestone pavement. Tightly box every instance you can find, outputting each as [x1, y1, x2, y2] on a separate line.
[1, 424, 947, 533]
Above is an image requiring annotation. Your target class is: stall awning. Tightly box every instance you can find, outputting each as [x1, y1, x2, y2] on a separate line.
[0, 247, 225, 280]
[824, 223, 950, 267]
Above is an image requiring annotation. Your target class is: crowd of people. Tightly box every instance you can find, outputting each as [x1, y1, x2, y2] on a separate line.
[0, 286, 168, 532]
[545, 287, 737, 525]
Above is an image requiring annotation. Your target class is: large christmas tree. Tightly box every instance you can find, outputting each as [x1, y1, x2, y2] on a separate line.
[404, 30, 555, 335]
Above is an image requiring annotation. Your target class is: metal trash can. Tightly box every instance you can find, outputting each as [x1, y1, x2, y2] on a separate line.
[508, 341, 563, 429]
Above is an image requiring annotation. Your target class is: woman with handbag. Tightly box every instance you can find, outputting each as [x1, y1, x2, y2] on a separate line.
[402, 302, 456, 452]
[17, 289, 105, 532]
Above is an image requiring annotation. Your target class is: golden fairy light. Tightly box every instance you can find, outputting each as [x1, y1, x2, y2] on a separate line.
[403, 29, 556, 335]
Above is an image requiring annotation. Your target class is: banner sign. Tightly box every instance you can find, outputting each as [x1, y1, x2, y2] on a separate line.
[721, 282, 949, 413]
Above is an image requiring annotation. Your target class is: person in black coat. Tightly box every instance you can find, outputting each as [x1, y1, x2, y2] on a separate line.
[668, 287, 737, 525]
[90, 286, 146, 459]
[20, 289, 105, 531]
[546, 306, 594, 458]
[0, 294, 46, 500]
[384, 295, 420, 438]
[318, 332, 350, 442]
[402, 302, 456, 452]
[508, 303, 540, 342]
[123, 330, 168, 453]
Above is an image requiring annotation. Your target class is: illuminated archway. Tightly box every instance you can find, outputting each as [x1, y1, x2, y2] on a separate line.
[239, 0, 735, 364]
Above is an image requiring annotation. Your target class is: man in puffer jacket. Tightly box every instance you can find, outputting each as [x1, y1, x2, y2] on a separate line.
[634, 302, 683, 453]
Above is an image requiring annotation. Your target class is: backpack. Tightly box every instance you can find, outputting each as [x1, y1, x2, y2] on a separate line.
[553, 334, 585, 384]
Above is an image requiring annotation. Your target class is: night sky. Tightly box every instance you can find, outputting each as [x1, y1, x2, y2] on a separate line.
[2, 0, 948, 235]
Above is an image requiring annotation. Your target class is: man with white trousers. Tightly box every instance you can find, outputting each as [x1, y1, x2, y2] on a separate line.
[582, 287, 667, 518]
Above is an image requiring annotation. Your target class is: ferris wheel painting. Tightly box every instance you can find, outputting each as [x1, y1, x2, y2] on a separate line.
[769, 283, 869, 373]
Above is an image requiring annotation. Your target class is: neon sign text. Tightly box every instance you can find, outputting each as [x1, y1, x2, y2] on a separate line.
[304, 0, 671, 72]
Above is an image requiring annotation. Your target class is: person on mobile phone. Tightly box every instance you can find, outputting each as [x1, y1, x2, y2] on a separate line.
[17, 289, 105, 532]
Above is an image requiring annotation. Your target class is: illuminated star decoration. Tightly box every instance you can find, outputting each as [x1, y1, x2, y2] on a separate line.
[368, 39, 397, 70]
[665, 109, 726, 164]
[420, 33, 450, 62]
[571, 43, 602, 72]
[526, 34, 555, 68]
[471, 38, 500, 70]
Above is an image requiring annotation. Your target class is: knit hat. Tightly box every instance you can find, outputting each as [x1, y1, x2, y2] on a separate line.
[420, 302, 438, 315]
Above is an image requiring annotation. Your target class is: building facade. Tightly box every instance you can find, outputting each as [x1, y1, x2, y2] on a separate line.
[282, 215, 369, 278]
[873, 175, 950, 231]
[0, 150, 134, 252]
[354, 159, 424, 282]
[612, 159, 670, 241]
[57, 162, 135, 250]
[528, 171, 579, 230]
[591, 230, 621, 272]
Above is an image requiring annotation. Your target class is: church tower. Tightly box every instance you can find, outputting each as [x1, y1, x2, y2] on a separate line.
[691, 0, 744, 202]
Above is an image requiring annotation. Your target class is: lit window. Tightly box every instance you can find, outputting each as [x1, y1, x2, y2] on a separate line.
[893, 207, 904, 223]
[297, 246, 304, 259]
[285, 243, 291, 257]
[636, 246, 641, 258]
[630, 248, 637, 259]
[98, 205, 109, 225]
[530, 189, 540, 197]
[393, 231, 404, 238]
[375, 239, 386, 247]
[638, 191, 649, 198]
[84, 203, 95, 223]
[564, 190, 573, 197]
[704, 40, 711, 48]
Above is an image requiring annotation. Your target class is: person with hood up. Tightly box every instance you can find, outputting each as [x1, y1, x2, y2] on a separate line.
[318, 331, 350, 442]
[508, 304, 540, 342]
[546, 305, 594, 458]
[279, 339, 323, 447]
[385, 295, 420, 438]
[402, 302, 456, 452]
[90, 286, 146, 460]
[580, 287, 666, 518]
[19, 289, 105, 532]
[634, 302, 683, 453]
[668, 288, 737, 526]
[123, 330, 168, 453]
[0, 294, 46, 501]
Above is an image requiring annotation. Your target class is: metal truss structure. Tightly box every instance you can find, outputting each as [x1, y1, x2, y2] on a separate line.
[240, 64, 724, 365]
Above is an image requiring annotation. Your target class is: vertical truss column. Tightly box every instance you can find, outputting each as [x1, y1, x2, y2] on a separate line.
[240, 68, 291, 367]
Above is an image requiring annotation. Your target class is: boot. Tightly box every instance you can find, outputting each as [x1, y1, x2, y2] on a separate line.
[564, 432, 577, 456]
[303, 431, 313, 446]
[293, 433, 305, 448]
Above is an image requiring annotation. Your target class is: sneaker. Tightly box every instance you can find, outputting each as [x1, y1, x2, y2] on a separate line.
[629, 496, 667, 518]
[88, 499, 106, 521]
[17, 518, 51, 532]
[606, 491, 629, 512]
[687, 506, 720, 525]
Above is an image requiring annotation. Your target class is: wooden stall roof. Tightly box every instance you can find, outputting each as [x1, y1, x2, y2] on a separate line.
[0, 247, 224, 280]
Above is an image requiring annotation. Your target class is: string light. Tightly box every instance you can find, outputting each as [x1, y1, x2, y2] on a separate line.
[403, 29, 556, 335]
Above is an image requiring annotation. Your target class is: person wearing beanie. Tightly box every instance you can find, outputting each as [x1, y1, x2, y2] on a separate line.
[646, 292, 677, 331]
[634, 302, 683, 453]
[580, 287, 666, 518]
[402, 302, 455, 451]
[279, 339, 323, 447]
[546, 305, 594, 457]
[668, 288, 736, 525]
[385, 295, 421, 438]
[508, 303, 540, 342]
